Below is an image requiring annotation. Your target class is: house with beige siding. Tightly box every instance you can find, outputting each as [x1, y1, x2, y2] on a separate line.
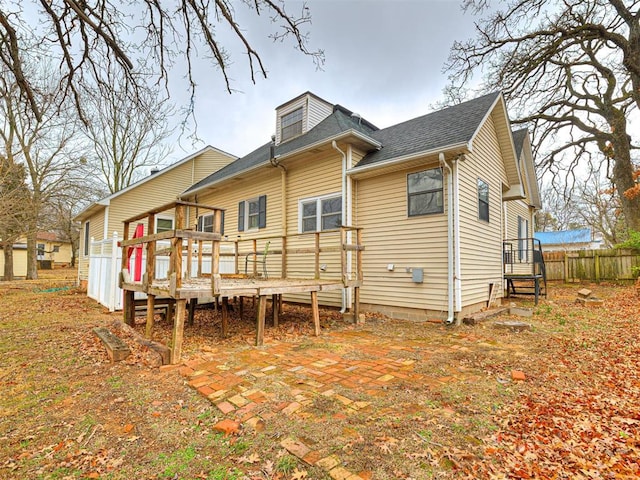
[177, 91, 540, 322]
[74, 145, 236, 303]
[1, 232, 73, 279]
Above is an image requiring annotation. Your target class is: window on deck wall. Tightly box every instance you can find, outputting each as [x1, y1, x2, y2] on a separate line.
[299, 194, 342, 233]
[197, 212, 225, 236]
[155, 217, 174, 233]
[478, 178, 490, 222]
[407, 168, 444, 216]
[238, 195, 266, 232]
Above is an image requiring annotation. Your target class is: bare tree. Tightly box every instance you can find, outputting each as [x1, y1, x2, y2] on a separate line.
[0, 1, 323, 124]
[82, 70, 174, 193]
[0, 153, 30, 280]
[446, 0, 640, 231]
[0, 66, 89, 279]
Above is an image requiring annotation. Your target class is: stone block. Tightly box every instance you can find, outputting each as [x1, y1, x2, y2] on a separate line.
[509, 306, 533, 318]
[93, 327, 131, 362]
[511, 370, 526, 381]
[577, 288, 592, 298]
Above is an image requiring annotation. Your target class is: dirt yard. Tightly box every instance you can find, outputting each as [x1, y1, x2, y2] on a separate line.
[1, 269, 639, 479]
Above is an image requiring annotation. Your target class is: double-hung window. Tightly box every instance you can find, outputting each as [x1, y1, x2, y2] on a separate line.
[197, 212, 225, 235]
[478, 178, 490, 222]
[299, 194, 342, 233]
[281, 107, 303, 141]
[238, 195, 266, 232]
[155, 217, 174, 233]
[407, 168, 444, 216]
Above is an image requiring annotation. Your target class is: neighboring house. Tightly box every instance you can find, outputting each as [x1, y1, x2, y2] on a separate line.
[35, 232, 74, 268]
[176, 91, 540, 321]
[535, 229, 603, 252]
[0, 231, 72, 279]
[75, 145, 236, 294]
[0, 242, 27, 279]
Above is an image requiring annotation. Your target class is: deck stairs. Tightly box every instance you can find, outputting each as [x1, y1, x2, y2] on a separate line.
[503, 237, 547, 304]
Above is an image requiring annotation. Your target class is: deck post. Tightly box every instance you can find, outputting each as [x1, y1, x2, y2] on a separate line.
[310, 290, 320, 335]
[166, 299, 174, 322]
[170, 299, 187, 364]
[234, 240, 239, 274]
[124, 290, 135, 326]
[354, 286, 361, 324]
[145, 294, 155, 338]
[187, 298, 196, 326]
[211, 210, 222, 296]
[186, 238, 193, 279]
[221, 297, 229, 337]
[239, 296, 244, 319]
[272, 294, 279, 327]
[256, 295, 267, 346]
[197, 240, 203, 277]
[252, 239, 258, 276]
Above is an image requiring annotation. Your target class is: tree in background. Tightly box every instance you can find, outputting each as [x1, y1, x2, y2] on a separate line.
[81, 69, 174, 193]
[0, 1, 323, 124]
[0, 152, 30, 280]
[446, 0, 640, 231]
[0, 66, 89, 279]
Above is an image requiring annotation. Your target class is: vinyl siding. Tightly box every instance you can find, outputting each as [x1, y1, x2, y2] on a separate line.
[504, 200, 534, 275]
[190, 152, 345, 306]
[457, 113, 509, 308]
[356, 161, 450, 311]
[78, 148, 234, 281]
[78, 210, 106, 280]
[285, 153, 344, 306]
[0, 248, 28, 278]
[275, 94, 333, 145]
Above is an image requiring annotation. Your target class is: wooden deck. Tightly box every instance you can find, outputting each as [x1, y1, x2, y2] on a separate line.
[118, 201, 364, 364]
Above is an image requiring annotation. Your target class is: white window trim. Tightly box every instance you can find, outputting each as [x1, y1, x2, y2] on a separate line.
[197, 213, 213, 232]
[83, 221, 90, 257]
[280, 106, 304, 142]
[243, 197, 261, 231]
[298, 192, 342, 233]
[155, 215, 174, 233]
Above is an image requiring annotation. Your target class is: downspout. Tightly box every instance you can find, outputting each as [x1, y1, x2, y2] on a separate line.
[332, 140, 349, 314]
[269, 136, 287, 237]
[439, 153, 455, 324]
[452, 155, 462, 315]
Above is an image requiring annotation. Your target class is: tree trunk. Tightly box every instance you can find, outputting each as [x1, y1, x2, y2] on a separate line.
[26, 230, 38, 280]
[2, 242, 14, 281]
[609, 119, 640, 232]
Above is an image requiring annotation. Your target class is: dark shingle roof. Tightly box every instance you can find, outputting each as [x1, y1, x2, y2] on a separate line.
[355, 92, 501, 168]
[185, 92, 503, 193]
[511, 128, 528, 158]
[185, 106, 378, 193]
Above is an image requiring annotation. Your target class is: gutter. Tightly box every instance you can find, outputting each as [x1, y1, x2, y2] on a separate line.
[183, 129, 382, 198]
[347, 142, 470, 177]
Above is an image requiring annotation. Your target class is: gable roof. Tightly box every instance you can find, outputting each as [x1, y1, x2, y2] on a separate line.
[512, 128, 528, 158]
[184, 106, 380, 195]
[184, 91, 526, 196]
[535, 229, 592, 245]
[354, 92, 501, 169]
[74, 145, 236, 222]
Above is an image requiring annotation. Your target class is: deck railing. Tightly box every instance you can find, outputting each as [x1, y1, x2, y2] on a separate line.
[119, 201, 364, 297]
[503, 237, 545, 276]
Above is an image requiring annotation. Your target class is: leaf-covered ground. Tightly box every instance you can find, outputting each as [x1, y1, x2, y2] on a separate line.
[1, 269, 639, 479]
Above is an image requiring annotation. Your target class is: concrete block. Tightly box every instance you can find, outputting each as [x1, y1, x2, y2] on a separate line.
[509, 306, 533, 317]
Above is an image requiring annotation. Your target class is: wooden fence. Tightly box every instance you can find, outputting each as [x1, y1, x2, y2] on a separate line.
[543, 248, 640, 283]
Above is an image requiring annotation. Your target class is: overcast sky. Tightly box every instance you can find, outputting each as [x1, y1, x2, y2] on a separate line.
[165, 0, 480, 162]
